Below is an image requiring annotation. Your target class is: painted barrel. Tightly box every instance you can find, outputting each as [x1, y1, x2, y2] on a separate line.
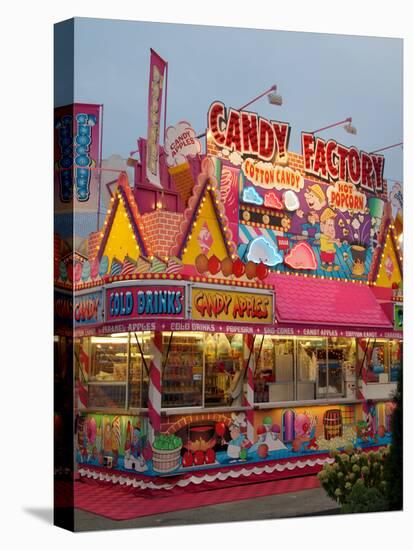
[151, 444, 182, 473]
[323, 409, 343, 440]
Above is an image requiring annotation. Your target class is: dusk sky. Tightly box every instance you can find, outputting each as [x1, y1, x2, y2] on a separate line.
[58, 17, 403, 183]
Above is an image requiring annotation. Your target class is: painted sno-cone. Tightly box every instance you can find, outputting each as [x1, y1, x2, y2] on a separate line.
[168, 161, 195, 205]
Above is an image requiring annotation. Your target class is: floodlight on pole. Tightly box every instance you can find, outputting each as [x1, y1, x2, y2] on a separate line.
[311, 117, 357, 136]
[267, 86, 283, 106]
[370, 142, 403, 154]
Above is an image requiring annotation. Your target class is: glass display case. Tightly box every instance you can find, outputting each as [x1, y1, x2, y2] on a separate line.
[297, 338, 322, 400]
[254, 336, 294, 403]
[204, 333, 244, 407]
[161, 332, 203, 408]
[87, 334, 128, 409]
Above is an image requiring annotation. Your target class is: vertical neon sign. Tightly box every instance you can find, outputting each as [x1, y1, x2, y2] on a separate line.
[55, 104, 102, 204]
[56, 114, 74, 202]
[74, 113, 97, 201]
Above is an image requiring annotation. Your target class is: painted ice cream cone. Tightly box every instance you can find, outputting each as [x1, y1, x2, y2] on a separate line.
[103, 417, 112, 453]
[111, 416, 121, 445]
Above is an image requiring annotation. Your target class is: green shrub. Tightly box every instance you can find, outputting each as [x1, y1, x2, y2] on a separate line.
[318, 445, 389, 507]
[341, 480, 388, 514]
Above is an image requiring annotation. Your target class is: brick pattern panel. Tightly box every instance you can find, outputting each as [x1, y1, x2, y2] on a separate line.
[161, 412, 233, 435]
[87, 231, 101, 262]
[141, 210, 183, 258]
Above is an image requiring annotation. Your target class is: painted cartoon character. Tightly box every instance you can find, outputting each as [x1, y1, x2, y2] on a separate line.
[197, 222, 213, 255]
[295, 412, 314, 439]
[296, 184, 326, 237]
[384, 255, 394, 280]
[124, 423, 148, 472]
[319, 208, 342, 271]
[293, 412, 318, 452]
[223, 413, 251, 460]
[131, 424, 142, 458]
[258, 416, 287, 451]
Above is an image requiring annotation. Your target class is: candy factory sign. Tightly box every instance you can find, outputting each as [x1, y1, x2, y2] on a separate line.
[301, 133, 385, 193]
[191, 287, 273, 324]
[106, 286, 185, 322]
[207, 101, 291, 162]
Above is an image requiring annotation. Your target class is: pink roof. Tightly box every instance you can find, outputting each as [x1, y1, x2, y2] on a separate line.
[272, 274, 392, 328]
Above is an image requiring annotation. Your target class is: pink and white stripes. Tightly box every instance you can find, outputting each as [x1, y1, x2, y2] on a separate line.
[243, 334, 255, 442]
[148, 331, 163, 443]
[357, 339, 370, 419]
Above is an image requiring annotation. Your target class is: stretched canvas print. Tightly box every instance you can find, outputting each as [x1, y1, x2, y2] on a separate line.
[54, 18, 403, 531]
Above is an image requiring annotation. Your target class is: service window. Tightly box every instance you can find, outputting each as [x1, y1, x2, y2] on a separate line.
[161, 332, 203, 408]
[204, 333, 244, 407]
[297, 338, 325, 400]
[254, 336, 294, 403]
[326, 337, 354, 396]
[87, 334, 128, 408]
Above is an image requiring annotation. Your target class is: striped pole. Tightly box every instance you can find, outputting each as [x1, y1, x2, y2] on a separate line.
[148, 331, 163, 444]
[356, 339, 370, 420]
[243, 334, 255, 442]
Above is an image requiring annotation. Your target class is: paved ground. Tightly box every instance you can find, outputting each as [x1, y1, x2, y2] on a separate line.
[72, 487, 339, 532]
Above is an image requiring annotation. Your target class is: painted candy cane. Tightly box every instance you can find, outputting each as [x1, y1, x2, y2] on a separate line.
[148, 331, 163, 444]
[243, 333, 255, 442]
[356, 339, 370, 420]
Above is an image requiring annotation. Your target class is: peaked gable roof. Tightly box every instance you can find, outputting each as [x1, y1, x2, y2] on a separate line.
[374, 223, 403, 287]
[170, 157, 236, 261]
[96, 172, 151, 261]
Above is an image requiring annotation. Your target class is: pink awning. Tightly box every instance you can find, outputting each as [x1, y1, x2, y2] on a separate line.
[273, 274, 392, 328]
